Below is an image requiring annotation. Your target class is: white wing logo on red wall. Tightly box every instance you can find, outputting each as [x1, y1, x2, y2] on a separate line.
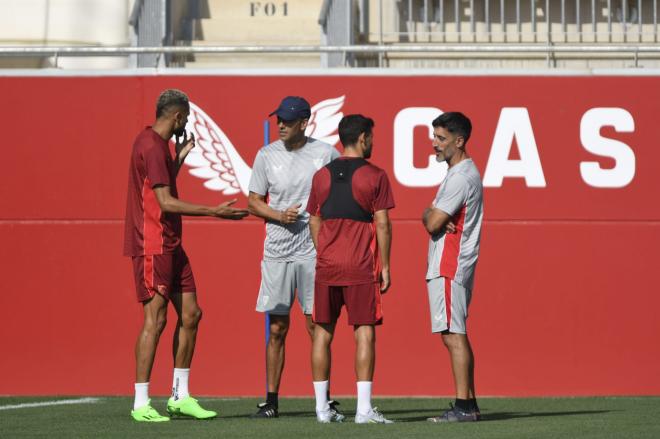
[178, 96, 345, 196]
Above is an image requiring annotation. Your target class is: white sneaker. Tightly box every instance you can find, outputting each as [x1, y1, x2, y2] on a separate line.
[354, 407, 393, 424]
[316, 407, 345, 423]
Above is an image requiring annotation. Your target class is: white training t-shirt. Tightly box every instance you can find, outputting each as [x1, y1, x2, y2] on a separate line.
[249, 137, 340, 261]
[426, 158, 484, 290]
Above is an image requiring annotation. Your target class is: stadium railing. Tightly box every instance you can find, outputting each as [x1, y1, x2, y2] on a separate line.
[1, 43, 660, 69]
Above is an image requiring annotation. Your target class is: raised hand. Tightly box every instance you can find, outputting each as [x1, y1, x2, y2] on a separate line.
[175, 131, 196, 165]
[279, 203, 302, 225]
[214, 199, 249, 220]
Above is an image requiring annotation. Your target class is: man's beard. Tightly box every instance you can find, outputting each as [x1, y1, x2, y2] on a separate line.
[174, 126, 185, 137]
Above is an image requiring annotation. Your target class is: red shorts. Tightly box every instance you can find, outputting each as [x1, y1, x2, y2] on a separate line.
[131, 249, 196, 302]
[313, 282, 383, 326]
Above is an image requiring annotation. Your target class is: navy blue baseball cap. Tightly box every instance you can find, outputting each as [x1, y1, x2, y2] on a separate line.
[269, 96, 311, 121]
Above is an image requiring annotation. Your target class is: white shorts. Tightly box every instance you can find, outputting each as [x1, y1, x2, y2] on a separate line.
[426, 277, 472, 334]
[256, 259, 315, 315]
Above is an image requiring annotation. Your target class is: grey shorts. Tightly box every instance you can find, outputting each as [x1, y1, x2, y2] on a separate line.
[255, 259, 315, 315]
[426, 277, 472, 334]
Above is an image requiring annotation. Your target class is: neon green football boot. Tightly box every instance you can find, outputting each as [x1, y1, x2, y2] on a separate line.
[167, 396, 217, 420]
[131, 400, 170, 422]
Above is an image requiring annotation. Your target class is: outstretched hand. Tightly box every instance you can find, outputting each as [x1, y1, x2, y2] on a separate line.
[175, 131, 196, 165]
[214, 199, 249, 220]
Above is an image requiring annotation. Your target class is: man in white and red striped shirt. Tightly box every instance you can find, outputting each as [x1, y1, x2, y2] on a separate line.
[422, 112, 483, 423]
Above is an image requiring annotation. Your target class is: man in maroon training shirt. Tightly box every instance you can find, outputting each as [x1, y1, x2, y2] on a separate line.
[124, 89, 248, 422]
[306, 114, 395, 424]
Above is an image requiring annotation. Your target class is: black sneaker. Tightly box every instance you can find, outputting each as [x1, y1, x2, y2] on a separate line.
[251, 402, 279, 418]
[427, 403, 479, 423]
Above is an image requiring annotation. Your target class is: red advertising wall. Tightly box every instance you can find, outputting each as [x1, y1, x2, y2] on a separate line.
[1, 74, 658, 397]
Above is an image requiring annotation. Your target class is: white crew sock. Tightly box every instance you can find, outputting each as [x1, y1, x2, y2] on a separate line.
[313, 380, 329, 412]
[357, 381, 373, 415]
[172, 368, 190, 401]
[134, 382, 149, 410]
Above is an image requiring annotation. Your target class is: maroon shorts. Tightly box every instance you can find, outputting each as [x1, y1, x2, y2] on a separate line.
[313, 282, 383, 326]
[131, 249, 196, 302]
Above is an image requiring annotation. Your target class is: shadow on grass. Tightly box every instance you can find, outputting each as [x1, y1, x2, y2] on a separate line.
[220, 407, 439, 420]
[398, 410, 614, 423]
[215, 407, 615, 423]
[482, 410, 614, 421]
[220, 409, 423, 420]
[220, 410, 316, 420]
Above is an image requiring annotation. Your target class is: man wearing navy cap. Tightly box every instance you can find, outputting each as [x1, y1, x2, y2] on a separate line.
[247, 96, 341, 419]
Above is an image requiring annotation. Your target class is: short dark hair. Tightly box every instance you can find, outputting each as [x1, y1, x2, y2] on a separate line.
[338, 114, 375, 147]
[156, 89, 189, 119]
[432, 112, 472, 144]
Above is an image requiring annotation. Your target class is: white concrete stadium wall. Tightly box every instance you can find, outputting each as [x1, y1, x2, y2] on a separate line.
[0, 0, 131, 68]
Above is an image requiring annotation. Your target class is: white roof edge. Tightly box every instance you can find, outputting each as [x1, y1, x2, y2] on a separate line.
[2, 67, 660, 77]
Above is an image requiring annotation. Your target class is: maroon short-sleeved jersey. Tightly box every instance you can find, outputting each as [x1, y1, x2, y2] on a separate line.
[306, 157, 395, 285]
[123, 127, 182, 256]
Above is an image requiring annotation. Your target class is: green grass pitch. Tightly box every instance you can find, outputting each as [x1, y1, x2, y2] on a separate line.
[2, 396, 659, 438]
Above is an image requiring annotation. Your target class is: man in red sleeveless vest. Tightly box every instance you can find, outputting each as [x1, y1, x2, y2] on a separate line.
[306, 114, 395, 424]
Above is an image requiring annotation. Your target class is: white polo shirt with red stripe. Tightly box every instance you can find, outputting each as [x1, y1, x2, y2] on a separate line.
[426, 158, 483, 290]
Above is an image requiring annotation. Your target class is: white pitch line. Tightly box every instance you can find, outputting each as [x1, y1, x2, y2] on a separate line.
[0, 397, 101, 411]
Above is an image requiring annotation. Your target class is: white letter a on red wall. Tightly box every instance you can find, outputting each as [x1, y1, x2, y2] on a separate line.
[483, 108, 547, 188]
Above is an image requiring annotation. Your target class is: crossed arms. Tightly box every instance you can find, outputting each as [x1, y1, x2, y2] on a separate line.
[422, 206, 456, 236]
